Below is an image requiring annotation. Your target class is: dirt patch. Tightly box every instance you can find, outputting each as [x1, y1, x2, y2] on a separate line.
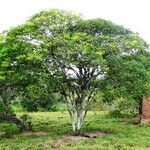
[64, 135, 88, 141]
[84, 131, 108, 138]
[22, 131, 48, 137]
[64, 131, 110, 142]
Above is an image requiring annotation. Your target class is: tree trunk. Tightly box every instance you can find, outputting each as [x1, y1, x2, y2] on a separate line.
[77, 110, 83, 132]
[0, 113, 28, 132]
[71, 111, 76, 133]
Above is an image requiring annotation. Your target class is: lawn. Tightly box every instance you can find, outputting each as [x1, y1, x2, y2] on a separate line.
[0, 111, 150, 150]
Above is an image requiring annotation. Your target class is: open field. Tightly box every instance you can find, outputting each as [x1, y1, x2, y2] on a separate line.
[0, 111, 150, 150]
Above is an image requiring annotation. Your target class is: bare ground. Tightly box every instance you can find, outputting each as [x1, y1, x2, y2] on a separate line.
[63, 131, 110, 142]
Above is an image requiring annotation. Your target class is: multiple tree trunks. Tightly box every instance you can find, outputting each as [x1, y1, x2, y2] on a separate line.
[0, 113, 28, 132]
[140, 95, 150, 124]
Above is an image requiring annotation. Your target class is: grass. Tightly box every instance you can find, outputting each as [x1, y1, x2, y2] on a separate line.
[0, 111, 150, 149]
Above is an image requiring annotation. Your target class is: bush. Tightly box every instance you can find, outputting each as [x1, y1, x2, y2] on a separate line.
[0, 98, 13, 114]
[21, 97, 38, 112]
[20, 114, 33, 131]
[108, 98, 138, 118]
[11, 100, 24, 112]
[20, 93, 64, 112]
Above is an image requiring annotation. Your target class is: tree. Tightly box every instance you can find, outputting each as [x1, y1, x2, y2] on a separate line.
[102, 50, 150, 115]
[0, 10, 148, 133]
[0, 9, 79, 100]
[44, 19, 148, 133]
[46, 32, 107, 133]
[73, 20, 150, 115]
[0, 9, 80, 131]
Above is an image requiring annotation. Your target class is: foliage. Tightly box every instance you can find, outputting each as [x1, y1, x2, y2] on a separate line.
[0, 9, 79, 113]
[102, 51, 150, 113]
[20, 114, 33, 130]
[45, 18, 148, 132]
[0, 9, 149, 133]
[109, 97, 138, 118]
[20, 92, 61, 112]
[0, 85, 15, 115]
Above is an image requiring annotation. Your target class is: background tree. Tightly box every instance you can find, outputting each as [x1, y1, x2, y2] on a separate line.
[0, 34, 29, 131]
[102, 50, 150, 115]
[0, 9, 79, 106]
[0, 9, 80, 131]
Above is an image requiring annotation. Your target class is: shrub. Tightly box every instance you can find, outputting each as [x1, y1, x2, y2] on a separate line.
[20, 93, 63, 112]
[109, 98, 138, 118]
[20, 114, 33, 131]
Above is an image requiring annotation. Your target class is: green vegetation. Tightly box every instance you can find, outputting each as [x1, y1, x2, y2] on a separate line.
[0, 9, 150, 149]
[1, 9, 150, 133]
[1, 111, 150, 150]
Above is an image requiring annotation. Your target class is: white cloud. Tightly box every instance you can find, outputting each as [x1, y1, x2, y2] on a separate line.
[0, 0, 150, 43]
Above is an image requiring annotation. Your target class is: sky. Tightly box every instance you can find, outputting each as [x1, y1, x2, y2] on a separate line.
[0, 0, 150, 43]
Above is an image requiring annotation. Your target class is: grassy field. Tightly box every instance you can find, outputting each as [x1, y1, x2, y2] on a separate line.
[0, 111, 150, 150]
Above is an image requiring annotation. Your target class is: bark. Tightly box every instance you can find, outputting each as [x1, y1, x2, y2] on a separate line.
[0, 113, 28, 132]
[71, 111, 76, 133]
[71, 111, 83, 134]
[77, 110, 83, 131]
[70, 105, 84, 134]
